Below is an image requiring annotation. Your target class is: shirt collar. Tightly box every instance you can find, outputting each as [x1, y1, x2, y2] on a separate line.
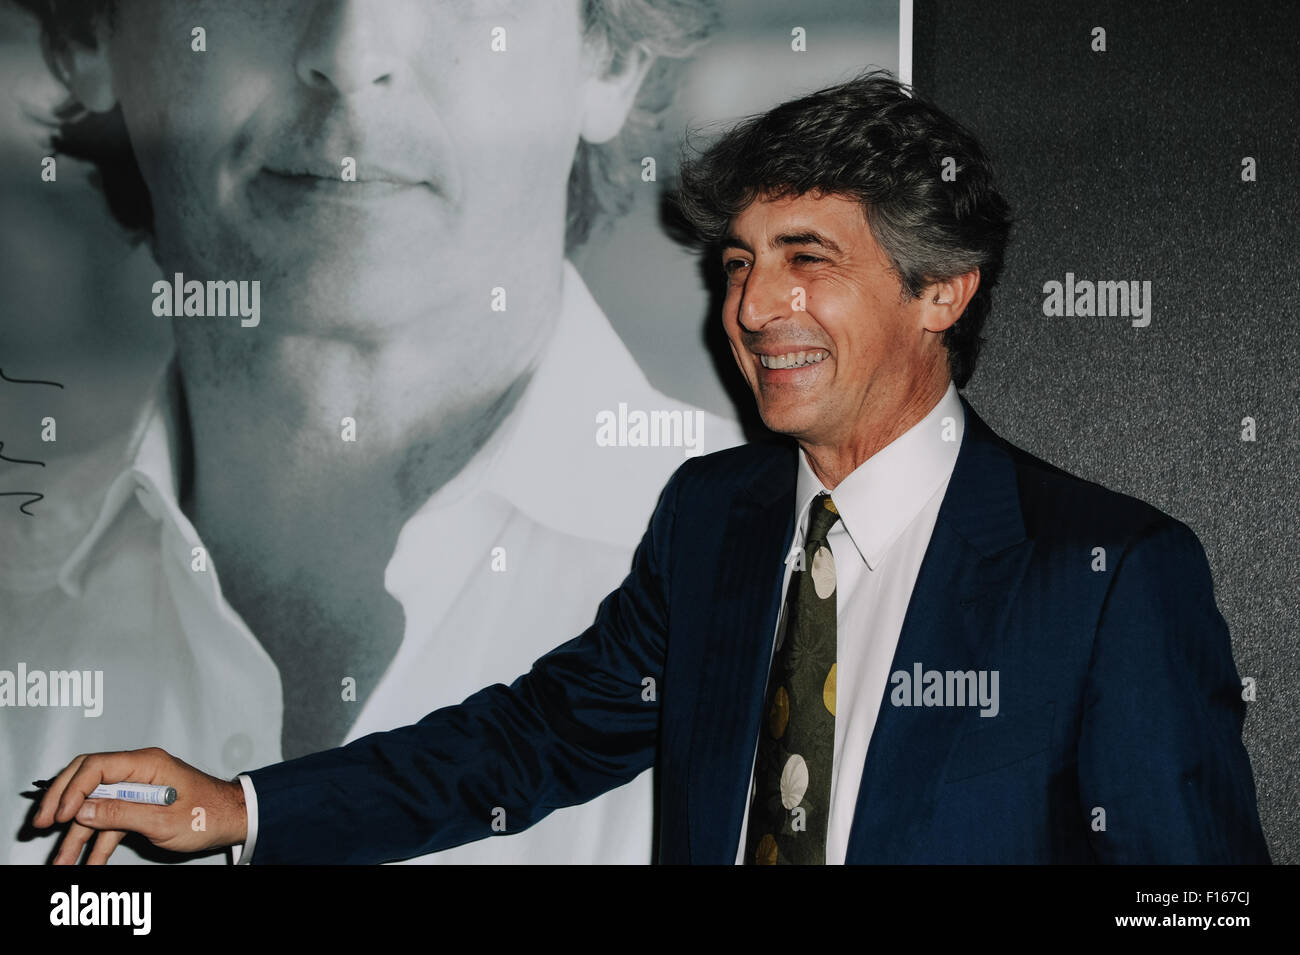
[55, 357, 184, 597]
[57, 260, 670, 595]
[792, 380, 965, 570]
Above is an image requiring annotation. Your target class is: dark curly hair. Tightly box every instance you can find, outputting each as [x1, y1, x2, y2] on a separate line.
[10, 0, 717, 252]
[676, 68, 1013, 389]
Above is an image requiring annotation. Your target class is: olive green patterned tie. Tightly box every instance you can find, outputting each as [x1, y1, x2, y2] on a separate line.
[746, 492, 840, 865]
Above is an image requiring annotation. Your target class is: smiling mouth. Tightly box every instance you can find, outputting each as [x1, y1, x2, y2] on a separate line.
[758, 350, 829, 369]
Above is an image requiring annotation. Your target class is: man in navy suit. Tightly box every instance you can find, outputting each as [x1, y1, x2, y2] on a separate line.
[36, 70, 1270, 864]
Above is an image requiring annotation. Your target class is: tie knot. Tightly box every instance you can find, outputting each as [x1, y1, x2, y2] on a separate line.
[806, 493, 840, 544]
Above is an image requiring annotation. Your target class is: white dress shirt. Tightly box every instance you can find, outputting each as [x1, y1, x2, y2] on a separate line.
[734, 381, 965, 864]
[0, 261, 743, 865]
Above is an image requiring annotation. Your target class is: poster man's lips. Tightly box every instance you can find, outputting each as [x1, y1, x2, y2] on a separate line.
[252, 166, 440, 205]
[262, 160, 430, 186]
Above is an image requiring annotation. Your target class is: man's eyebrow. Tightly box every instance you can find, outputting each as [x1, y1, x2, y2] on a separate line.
[719, 231, 844, 255]
[772, 231, 843, 254]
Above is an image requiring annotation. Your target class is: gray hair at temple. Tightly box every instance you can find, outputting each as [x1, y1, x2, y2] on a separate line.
[675, 69, 1014, 390]
[10, 0, 718, 252]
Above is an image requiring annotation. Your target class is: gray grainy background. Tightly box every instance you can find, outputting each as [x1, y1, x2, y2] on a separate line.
[914, 0, 1299, 862]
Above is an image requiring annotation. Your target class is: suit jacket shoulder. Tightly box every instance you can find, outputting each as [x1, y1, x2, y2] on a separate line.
[995, 422, 1181, 545]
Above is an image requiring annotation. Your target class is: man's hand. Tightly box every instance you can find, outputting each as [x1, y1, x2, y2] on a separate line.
[32, 747, 247, 864]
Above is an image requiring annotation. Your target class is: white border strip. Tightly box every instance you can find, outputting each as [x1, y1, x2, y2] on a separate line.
[898, 0, 914, 87]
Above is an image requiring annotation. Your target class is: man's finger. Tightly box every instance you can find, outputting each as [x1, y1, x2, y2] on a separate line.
[34, 753, 88, 828]
[56, 749, 166, 823]
[51, 820, 95, 866]
[85, 830, 128, 866]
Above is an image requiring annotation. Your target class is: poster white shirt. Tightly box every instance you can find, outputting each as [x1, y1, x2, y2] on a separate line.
[0, 261, 743, 864]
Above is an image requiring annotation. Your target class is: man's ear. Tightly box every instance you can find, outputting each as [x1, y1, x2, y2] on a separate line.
[920, 269, 981, 333]
[51, 28, 117, 113]
[578, 38, 655, 145]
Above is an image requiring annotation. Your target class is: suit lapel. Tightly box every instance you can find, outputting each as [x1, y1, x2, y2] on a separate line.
[686, 446, 797, 863]
[845, 397, 1033, 862]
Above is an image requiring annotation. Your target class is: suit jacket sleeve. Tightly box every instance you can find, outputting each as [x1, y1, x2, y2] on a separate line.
[242, 461, 692, 864]
[1077, 517, 1270, 862]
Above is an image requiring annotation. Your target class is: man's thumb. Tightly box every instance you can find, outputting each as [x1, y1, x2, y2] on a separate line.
[76, 798, 168, 839]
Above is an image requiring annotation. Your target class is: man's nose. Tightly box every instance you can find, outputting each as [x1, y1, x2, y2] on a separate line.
[295, 0, 410, 94]
[737, 263, 793, 333]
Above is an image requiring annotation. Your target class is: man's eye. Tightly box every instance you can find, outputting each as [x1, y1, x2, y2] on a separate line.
[793, 254, 825, 265]
[723, 259, 750, 275]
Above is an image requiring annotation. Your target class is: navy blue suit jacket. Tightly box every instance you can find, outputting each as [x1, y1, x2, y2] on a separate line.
[247, 396, 1270, 863]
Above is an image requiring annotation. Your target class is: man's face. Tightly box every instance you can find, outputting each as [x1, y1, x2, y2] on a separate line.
[99, 0, 592, 343]
[720, 192, 949, 453]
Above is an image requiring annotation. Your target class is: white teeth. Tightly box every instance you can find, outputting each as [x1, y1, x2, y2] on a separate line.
[759, 350, 828, 369]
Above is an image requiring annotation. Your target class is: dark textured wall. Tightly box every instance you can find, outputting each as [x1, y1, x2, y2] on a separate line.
[914, 0, 1299, 861]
